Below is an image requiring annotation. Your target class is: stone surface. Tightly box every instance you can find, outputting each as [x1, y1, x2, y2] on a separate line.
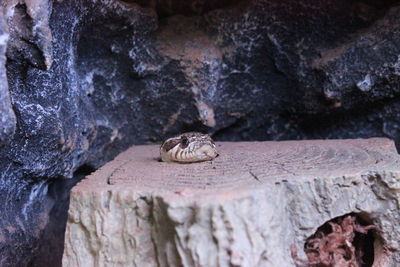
[64, 138, 400, 266]
[0, 0, 400, 265]
[0, 11, 15, 145]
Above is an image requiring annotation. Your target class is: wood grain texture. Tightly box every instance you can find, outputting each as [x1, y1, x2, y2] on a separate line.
[82, 138, 398, 190]
[63, 138, 400, 267]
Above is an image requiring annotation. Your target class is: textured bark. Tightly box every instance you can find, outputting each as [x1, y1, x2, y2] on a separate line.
[64, 138, 400, 266]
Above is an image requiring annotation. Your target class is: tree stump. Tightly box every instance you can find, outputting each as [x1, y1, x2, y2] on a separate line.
[63, 138, 400, 267]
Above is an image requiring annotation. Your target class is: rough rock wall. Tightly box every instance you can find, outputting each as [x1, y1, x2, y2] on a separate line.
[0, 0, 400, 265]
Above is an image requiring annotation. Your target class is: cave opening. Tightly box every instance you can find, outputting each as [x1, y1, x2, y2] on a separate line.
[302, 213, 379, 267]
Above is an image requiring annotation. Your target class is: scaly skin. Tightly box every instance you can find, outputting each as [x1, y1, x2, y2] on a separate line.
[160, 132, 218, 163]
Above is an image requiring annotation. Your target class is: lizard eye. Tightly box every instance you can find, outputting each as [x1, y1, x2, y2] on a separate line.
[180, 137, 189, 148]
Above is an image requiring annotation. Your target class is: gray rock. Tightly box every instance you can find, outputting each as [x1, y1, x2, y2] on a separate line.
[0, 11, 16, 145]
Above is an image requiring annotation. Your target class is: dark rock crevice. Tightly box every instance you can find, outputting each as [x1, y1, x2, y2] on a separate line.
[6, 4, 47, 70]
[131, 0, 248, 18]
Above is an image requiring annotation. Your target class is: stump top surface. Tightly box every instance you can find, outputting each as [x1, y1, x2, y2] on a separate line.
[76, 138, 400, 194]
